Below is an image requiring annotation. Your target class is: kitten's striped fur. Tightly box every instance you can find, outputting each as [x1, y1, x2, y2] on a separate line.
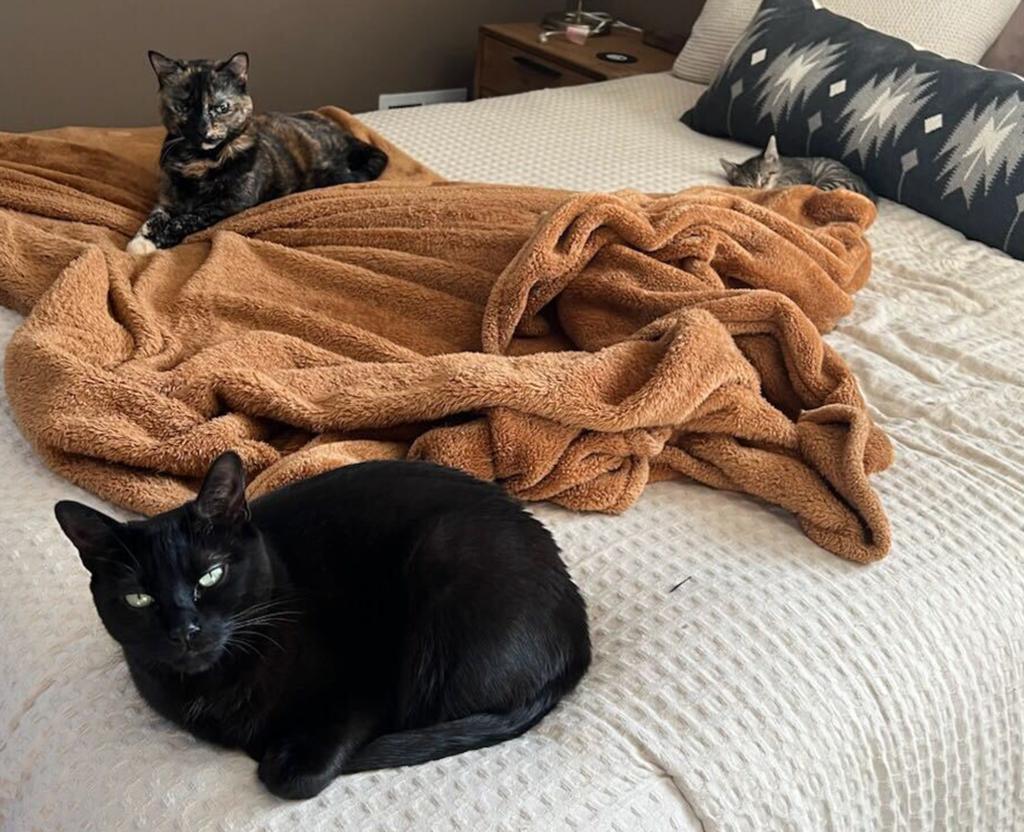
[720, 135, 876, 203]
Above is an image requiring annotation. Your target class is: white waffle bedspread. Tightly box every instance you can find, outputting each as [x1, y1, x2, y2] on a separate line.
[2, 73, 1023, 831]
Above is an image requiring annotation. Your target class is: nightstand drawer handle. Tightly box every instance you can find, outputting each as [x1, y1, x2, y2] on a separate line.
[512, 55, 562, 79]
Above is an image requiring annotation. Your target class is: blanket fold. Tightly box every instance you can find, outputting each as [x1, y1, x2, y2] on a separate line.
[0, 110, 892, 562]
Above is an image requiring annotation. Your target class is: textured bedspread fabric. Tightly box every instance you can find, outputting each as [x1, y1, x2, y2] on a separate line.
[2, 73, 1024, 831]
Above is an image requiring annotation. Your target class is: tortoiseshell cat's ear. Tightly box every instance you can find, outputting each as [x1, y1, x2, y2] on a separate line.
[763, 135, 780, 164]
[218, 52, 250, 83]
[148, 51, 181, 84]
[195, 451, 249, 524]
[54, 501, 123, 572]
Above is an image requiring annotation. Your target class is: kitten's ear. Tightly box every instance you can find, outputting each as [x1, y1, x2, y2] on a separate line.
[148, 51, 181, 84]
[54, 501, 122, 572]
[218, 52, 249, 83]
[720, 159, 739, 177]
[195, 452, 248, 524]
[764, 135, 780, 164]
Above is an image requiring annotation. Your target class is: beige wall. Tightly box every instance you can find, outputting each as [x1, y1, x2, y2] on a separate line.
[607, 0, 704, 38]
[1, 1, 702, 131]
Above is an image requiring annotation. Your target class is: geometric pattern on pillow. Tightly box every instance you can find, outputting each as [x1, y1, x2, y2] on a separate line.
[682, 0, 1024, 258]
[672, 0, 1019, 86]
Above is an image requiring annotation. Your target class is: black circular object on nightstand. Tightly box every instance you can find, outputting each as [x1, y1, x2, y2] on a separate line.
[597, 52, 637, 64]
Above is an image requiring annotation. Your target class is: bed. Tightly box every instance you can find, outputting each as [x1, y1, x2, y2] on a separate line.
[2, 72, 1022, 831]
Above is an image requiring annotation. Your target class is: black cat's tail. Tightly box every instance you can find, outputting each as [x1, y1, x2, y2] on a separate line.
[346, 140, 389, 183]
[339, 689, 562, 774]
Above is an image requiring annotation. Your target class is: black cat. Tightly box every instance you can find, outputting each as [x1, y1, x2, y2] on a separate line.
[128, 51, 388, 253]
[55, 454, 590, 799]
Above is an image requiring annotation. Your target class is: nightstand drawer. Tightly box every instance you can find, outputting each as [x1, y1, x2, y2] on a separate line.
[478, 36, 595, 96]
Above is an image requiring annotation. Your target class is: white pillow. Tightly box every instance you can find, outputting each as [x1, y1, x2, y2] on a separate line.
[672, 0, 1020, 83]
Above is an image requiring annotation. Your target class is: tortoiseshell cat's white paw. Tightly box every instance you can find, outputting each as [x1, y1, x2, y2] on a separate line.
[126, 235, 157, 256]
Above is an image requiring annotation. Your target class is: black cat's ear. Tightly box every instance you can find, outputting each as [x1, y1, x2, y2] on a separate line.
[148, 51, 181, 84]
[763, 135, 780, 164]
[195, 451, 248, 524]
[720, 159, 739, 178]
[218, 52, 249, 83]
[54, 501, 123, 572]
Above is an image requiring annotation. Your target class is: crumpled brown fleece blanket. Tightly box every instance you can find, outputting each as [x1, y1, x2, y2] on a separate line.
[0, 108, 892, 562]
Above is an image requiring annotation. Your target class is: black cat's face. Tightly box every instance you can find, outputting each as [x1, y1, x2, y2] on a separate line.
[56, 453, 272, 675]
[148, 51, 254, 151]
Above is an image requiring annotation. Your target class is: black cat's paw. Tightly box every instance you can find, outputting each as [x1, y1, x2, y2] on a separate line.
[258, 736, 337, 800]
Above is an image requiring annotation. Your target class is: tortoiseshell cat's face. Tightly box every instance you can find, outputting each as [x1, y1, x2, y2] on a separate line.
[148, 51, 254, 151]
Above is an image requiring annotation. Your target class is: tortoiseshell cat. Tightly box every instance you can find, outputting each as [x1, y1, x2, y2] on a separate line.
[128, 52, 388, 254]
[54, 454, 590, 799]
[721, 135, 876, 203]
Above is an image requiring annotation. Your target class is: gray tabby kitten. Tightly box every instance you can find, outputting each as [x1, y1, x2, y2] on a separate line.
[720, 136, 876, 203]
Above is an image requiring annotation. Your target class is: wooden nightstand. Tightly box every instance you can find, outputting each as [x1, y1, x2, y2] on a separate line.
[474, 23, 676, 99]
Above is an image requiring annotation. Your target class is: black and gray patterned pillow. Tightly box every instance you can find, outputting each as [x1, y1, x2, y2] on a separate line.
[682, 0, 1024, 259]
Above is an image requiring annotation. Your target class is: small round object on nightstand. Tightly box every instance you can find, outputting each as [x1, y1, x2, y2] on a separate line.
[597, 52, 638, 64]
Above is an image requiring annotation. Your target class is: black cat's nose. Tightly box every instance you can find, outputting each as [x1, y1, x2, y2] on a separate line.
[169, 621, 201, 649]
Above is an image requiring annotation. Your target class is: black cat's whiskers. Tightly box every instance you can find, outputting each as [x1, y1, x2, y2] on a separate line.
[226, 596, 295, 620]
[221, 637, 259, 661]
[232, 609, 300, 626]
[227, 607, 299, 630]
[226, 596, 301, 626]
[231, 614, 297, 635]
[222, 597, 300, 660]
[230, 612, 298, 640]
[225, 625, 288, 659]
[231, 628, 286, 655]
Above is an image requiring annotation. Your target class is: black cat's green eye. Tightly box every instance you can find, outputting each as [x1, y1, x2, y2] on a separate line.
[124, 592, 154, 609]
[197, 564, 225, 589]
